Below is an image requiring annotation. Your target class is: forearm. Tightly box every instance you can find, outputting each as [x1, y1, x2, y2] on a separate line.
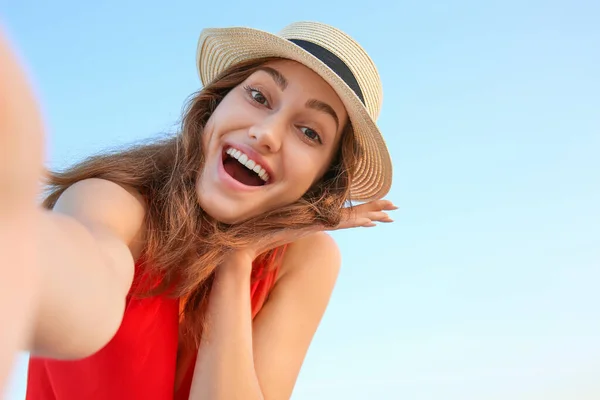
[189, 255, 263, 400]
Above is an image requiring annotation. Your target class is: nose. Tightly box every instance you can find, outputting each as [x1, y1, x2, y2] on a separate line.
[248, 115, 284, 153]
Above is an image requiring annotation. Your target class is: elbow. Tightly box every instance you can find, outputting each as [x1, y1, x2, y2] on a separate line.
[30, 288, 127, 360]
[74, 294, 127, 359]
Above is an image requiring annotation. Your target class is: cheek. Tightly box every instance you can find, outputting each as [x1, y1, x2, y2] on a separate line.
[282, 154, 323, 196]
[203, 113, 217, 145]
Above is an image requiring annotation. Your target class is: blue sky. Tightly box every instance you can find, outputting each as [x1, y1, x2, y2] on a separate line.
[2, 1, 599, 399]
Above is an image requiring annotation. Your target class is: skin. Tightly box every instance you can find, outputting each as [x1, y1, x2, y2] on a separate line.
[0, 30, 396, 399]
[198, 60, 349, 224]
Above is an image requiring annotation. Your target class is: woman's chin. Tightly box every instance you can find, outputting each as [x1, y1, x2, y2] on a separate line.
[196, 193, 255, 225]
[210, 212, 249, 226]
[195, 178, 300, 225]
[199, 202, 242, 225]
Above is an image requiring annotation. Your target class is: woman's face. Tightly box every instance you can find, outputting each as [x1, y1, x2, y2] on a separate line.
[197, 59, 349, 224]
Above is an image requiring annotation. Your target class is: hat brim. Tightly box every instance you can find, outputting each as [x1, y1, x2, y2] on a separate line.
[196, 27, 392, 202]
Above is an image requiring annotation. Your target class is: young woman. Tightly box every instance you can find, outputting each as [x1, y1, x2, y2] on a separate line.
[0, 21, 395, 399]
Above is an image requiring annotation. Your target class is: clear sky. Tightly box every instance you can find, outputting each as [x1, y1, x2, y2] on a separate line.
[2, 1, 599, 399]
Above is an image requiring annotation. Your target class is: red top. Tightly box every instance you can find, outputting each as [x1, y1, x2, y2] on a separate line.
[26, 251, 283, 400]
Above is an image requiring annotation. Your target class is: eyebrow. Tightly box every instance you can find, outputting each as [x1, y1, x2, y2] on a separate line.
[258, 67, 288, 91]
[305, 99, 339, 131]
[258, 66, 340, 131]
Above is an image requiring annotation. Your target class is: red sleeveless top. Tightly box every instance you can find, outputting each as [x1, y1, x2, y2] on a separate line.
[26, 251, 283, 400]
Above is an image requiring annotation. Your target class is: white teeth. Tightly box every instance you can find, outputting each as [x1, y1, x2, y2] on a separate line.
[225, 147, 270, 182]
[259, 171, 270, 181]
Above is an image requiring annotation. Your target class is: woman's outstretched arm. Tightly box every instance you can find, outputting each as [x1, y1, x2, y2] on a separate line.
[1, 178, 145, 363]
[0, 27, 145, 389]
[31, 179, 146, 359]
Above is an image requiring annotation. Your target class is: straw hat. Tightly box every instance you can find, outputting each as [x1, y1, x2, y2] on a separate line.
[196, 21, 392, 202]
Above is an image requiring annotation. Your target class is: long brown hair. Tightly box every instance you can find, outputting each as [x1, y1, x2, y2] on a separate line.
[42, 57, 359, 343]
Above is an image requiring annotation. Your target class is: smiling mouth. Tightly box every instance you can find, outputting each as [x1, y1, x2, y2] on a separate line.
[222, 147, 271, 187]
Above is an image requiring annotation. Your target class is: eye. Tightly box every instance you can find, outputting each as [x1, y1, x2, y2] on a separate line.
[244, 85, 269, 107]
[299, 127, 322, 144]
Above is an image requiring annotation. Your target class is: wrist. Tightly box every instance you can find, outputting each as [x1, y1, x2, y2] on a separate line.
[218, 251, 254, 279]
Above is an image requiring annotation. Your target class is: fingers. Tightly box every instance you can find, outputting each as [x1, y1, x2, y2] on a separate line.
[353, 199, 398, 212]
[336, 212, 392, 230]
[354, 217, 376, 227]
[375, 199, 398, 211]
[342, 199, 397, 219]
[365, 211, 394, 223]
[336, 198, 399, 230]
[354, 212, 392, 229]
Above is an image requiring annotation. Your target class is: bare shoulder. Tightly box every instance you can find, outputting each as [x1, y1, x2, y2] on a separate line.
[53, 178, 147, 259]
[55, 178, 146, 214]
[277, 231, 341, 284]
